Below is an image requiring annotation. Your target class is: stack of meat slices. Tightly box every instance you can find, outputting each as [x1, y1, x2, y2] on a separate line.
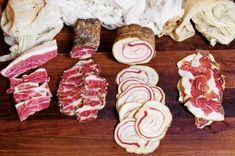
[177, 50, 225, 129]
[114, 65, 172, 154]
[7, 68, 52, 121]
[57, 59, 108, 123]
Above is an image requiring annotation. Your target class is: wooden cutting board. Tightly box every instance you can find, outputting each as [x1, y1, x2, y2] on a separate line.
[0, 26, 235, 156]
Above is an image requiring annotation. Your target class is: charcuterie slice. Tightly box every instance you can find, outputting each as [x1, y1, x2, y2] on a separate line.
[135, 101, 172, 140]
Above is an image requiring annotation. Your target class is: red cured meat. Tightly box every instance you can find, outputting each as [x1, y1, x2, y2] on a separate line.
[70, 46, 95, 59]
[1, 40, 58, 78]
[189, 97, 224, 115]
[7, 68, 49, 94]
[15, 96, 50, 121]
[13, 83, 52, 103]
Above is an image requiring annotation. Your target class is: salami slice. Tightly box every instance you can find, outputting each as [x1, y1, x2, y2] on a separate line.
[135, 101, 172, 141]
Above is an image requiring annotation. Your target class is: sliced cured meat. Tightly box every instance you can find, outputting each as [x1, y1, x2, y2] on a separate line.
[13, 82, 39, 93]
[116, 84, 155, 110]
[151, 86, 166, 104]
[15, 96, 50, 121]
[76, 105, 99, 123]
[135, 101, 172, 141]
[118, 102, 142, 121]
[1, 40, 58, 78]
[118, 78, 145, 94]
[113, 24, 155, 65]
[70, 19, 101, 59]
[7, 68, 49, 94]
[75, 59, 100, 75]
[116, 65, 158, 86]
[177, 50, 225, 128]
[185, 98, 224, 121]
[13, 82, 51, 103]
[57, 59, 108, 122]
[114, 118, 147, 150]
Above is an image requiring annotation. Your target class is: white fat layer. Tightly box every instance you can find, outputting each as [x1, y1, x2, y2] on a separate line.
[119, 102, 142, 121]
[185, 100, 224, 121]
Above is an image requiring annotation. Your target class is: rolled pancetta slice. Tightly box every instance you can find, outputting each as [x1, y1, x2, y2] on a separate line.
[70, 19, 101, 59]
[151, 86, 166, 104]
[118, 102, 142, 121]
[135, 101, 172, 141]
[116, 65, 159, 86]
[118, 78, 145, 94]
[113, 24, 155, 65]
[114, 118, 147, 150]
[116, 84, 155, 110]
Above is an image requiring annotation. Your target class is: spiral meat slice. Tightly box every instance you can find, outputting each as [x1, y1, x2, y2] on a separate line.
[118, 102, 143, 121]
[116, 84, 155, 110]
[113, 24, 155, 65]
[114, 118, 147, 150]
[151, 86, 166, 104]
[135, 101, 172, 141]
[116, 65, 159, 86]
[118, 78, 145, 94]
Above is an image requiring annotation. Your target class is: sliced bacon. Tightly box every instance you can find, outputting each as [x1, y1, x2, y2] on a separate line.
[135, 101, 172, 141]
[1, 40, 57, 78]
[15, 96, 50, 121]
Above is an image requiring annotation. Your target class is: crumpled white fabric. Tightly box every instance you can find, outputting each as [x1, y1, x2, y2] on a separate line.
[0, 0, 63, 61]
[169, 0, 235, 46]
[124, 0, 184, 35]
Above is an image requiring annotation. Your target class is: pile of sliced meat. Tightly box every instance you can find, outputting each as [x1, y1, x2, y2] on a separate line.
[114, 65, 172, 154]
[177, 50, 225, 129]
[57, 59, 108, 123]
[112, 24, 156, 65]
[0, 40, 58, 121]
[70, 19, 101, 59]
[4, 68, 52, 121]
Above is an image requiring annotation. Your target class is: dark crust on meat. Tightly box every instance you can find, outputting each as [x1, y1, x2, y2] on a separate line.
[73, 18, 101, 50]
[115, 24, 156, 53]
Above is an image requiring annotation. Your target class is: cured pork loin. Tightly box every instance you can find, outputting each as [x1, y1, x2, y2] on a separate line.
[1, 40, 58, 78]
[113, 24, 155, 65]
[177, 50, 225, 129]
[6, 68, 52, 121]
[57, 59, 108, 123]
[114, 65, 172, 154]
[70, 19, 101, 59]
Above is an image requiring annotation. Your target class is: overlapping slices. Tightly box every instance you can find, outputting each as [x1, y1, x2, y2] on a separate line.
[8, 68, 52, 121]
[177, 50, 225, 129]
[114, 65, 172, 154]
[57, 59, 108, 123]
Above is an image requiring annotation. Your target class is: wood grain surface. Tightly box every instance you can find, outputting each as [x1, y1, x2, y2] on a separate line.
[0, 14, 235, 156]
